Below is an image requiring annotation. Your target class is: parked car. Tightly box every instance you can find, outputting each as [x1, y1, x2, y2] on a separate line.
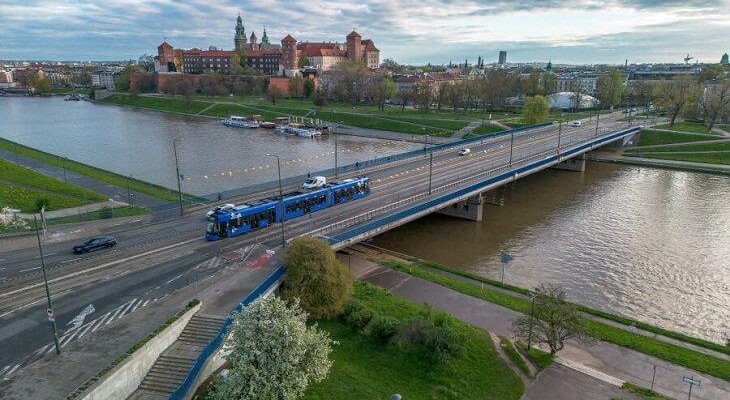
[206, 203, 235, 217]
[303, 176, 327, 189]
[459, 148, 472, 156]
[73, 236, 117, 254]
[568, 120, 582, 127]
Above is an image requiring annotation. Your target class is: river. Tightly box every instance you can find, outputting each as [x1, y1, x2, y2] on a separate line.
[374, 162, 730, 343]
[0, 96, 420, 196]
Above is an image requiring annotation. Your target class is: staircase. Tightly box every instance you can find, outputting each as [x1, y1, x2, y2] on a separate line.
[128, 314, 226, 400]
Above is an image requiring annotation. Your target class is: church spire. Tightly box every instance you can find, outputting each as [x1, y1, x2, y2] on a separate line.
[261, 26, 270, 45]
[234, 14, 247, 51]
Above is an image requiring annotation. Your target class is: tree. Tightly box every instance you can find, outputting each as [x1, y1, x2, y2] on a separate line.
[595, 71, 624, 109]
[523, 95, 550, 123]
[208, 296, 332, 400]
[27, 73, 51, 93]
[373, 76, 396, 111]
[303, 79, 315, 98]
[281, 237, 353, 318]
[698, 64, 724, 83]
[115, 64, 134, 92]
[137, 54, 155, 72]
[230, 50, 253, 76]
[395, 87, 413, 111]
[569, 79, 587, 112]
[542, 73, 557, 95]
[314, 95, 327, 110]
[288, 75, 304, 98]
[413, 81, 433, 112]
[298, 56, 310, 68]
[512, 284, 592, 355]
[522, 72, 541, 96]
[700, 81, 730, 131]
[330, 60, 368, 105]
[653, 75, 699, 126]
[267, 84, 285, 105]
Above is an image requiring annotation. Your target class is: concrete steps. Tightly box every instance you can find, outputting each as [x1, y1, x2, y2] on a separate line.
[128, 314, 226, 399]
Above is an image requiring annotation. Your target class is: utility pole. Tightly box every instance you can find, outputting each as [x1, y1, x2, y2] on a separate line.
[595, 107, 601, 138]
[267, 154, 286, 249]
[557, 118, 563, 154]
[527, 294, 536, 351]
[34, 215, 60, 355]
[172, 140, 184, 216]
[508, 130, 515, 167]
[427, 152, 433, 195]
[59, 156, 67, 183]
[334, 133, 338, 178]
[127, 175, 131, 208]
[650, 365, 657, 392]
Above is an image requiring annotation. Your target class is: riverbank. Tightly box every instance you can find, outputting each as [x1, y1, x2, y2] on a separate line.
[344, 246, 730, 399]
[0, 137, 200, 204]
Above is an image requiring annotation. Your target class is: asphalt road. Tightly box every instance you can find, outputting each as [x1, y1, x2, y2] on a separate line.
[0, 112, 638, 378]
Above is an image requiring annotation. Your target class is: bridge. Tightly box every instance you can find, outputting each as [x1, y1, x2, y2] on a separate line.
[0, 111, 642, 396]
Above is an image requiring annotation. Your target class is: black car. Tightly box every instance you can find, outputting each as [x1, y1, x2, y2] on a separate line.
[73, 236, 117, 254]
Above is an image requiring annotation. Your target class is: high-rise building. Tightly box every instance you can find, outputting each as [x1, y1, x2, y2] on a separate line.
[498, 50, 507, 65]
[721, 53, 729, 65]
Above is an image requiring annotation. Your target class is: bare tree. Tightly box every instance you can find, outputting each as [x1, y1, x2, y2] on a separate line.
[512, 283, 593, 355]
[700, 81, 730, 131]
[288, 75, 304, 98]
[413, 81, 433, 112]
[653, 75, 699, 127]
[395, 87, 413, 111]
[569, 79, 587, 112]
[595, 72, 624, 110]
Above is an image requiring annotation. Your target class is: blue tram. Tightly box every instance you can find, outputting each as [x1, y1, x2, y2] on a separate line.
[205, 177, 370, 241]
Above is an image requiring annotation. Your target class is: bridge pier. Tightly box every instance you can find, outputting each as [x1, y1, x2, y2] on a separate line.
[437, 195, 484, 221]
[551, 154, 586, 172]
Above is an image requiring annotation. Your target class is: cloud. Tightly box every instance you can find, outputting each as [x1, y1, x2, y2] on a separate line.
[0, 0, 727, 63]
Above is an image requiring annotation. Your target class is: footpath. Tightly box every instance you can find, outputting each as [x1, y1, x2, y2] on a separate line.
[340, 248, 730, 400]
[588, 151, 730, 175]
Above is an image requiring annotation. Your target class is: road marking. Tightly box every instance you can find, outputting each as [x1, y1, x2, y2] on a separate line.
[35, 344, 52, 356]
[1, 237, 199, 300]
[76, 321, 95, 338]
[60, 258, 82, 264]
[0, 298, 44, 319]
[6, 364, 20, 376]
[67, 303, 95, 330]
[142, 300, 150, 307]
[19, 267, 41, 273]
[60, 328, 82, 348]
[165, 273, 183, 285]
[130, 298, 145, 313]
[91, 311, 112, 332]
[107, 298, 137, 325]
[1, 365, 9, 374]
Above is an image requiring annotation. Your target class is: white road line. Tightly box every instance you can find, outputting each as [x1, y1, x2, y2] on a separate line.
[6, 364, 20, 376]
[0, 298, 44, 319]
[35, 253, 56, 259]
[1, 237, 199, 300]
[106, 298, 136, 325]
[77, 319, 97, 338]
[1, 365, 10, 374]
[165, 273, 183, 285]
[60, 329, 81, 348]
[60, 258, 82, 264]
[91, 312, 112, 332]
[130, 298, 145, 313]
[19, 267, 41, 273]
[35, 344, 52, 356]
[141, 300, 150, 307]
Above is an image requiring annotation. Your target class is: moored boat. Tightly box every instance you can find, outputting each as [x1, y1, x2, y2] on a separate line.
[222, 116, 260, 128]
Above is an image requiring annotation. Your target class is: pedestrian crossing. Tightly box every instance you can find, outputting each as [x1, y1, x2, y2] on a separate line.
[1, 296, 160, 381]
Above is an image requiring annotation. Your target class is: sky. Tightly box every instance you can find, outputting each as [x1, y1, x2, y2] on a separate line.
[1, 0, 729, 65]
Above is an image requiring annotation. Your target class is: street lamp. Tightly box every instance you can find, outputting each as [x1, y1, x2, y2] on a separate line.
[508, 130, 515, 167]
[595, 107, 601, 139]
[33, 215, 61, 355]
[557, 115, 563, 155]
[172, 140, 184, 217]
[527, 290, 538, 351]
[267, 153, 286, 249]
[427, 152, 433, 195]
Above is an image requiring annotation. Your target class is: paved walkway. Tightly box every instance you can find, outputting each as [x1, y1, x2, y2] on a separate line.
[342, 251, 730, 400]
[450, 119, 484, 139]
[0, 148, 169, 210]
[588, 151, 730, 175]
[630, 137, 730, 150]
[15, 201, 126, 219]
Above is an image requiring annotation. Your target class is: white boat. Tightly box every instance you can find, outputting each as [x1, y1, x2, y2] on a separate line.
[222, 116, 259, 128]
[274, 125, 321, 138]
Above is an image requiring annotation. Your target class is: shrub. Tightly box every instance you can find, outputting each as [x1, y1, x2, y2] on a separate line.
[367, 316, 400, 344]
[35, 197, 50, 211]
[398, 308, 463, 363]
[346, 308, 374, 331]
[282, 237, 353, 318]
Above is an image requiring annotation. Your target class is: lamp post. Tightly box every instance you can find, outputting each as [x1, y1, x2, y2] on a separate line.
[334, 133, 338, 178]
[172, 140, 184, 217]
[508, 130, 515, 167]
[427, 152, 433, 195]
[557, 116, 563, 155]
[267, 154, 286, 249]
[527, 293, 537, 351]
[595, 107, 601, 138]
[33, 215, 60, 355]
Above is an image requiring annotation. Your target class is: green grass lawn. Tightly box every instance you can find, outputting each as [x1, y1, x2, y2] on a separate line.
[381, 260, 730, 380]
[0, 159, 104, 212]
[626, 152, 730, 165]
[633, 129, 723, 147]
[303, 282, 524, 400]
[625, 140, 730, 165]
[0, 137, 197, 203]
[499, 336, 532, 377]
[515, 342, 554, 370]
[653, 121, 712, 134]
[619, 382, 676, 400]
[102, 93, 210, 114]
[472, 123, 506, 136]
[628, 141, 730, 153]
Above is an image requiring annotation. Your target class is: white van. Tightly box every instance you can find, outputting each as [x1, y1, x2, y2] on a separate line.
[303, 176, 327, 189]
[568, 120, 582, 127]
[459, 148, 471, 156]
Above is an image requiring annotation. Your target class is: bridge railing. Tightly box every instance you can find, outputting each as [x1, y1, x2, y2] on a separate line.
[168, 265, 286, 400]
[307, 126, 639, 240]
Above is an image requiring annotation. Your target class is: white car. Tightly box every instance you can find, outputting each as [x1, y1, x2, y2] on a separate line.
[303, 176, 327, 189]
[568, 120, 582, 127]
[459, 148, 471, 156]
[206, 203, 235, 217]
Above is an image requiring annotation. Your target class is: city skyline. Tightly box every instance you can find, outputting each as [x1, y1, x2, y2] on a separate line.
[1, 0, 729, 64]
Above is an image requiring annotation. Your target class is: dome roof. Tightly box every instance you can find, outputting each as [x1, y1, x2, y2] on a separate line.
[547, 92, 600, 109]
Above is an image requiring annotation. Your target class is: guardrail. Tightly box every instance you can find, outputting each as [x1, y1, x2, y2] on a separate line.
[168, 265, 285, 400]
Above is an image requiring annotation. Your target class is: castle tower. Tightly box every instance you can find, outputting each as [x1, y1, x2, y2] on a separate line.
[281, 34, 298, 76]
[250, 31, 257, 45]
[346, 30, 362, 61]
[234, 15, 247, 52]
[261, 27, 270, 45]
